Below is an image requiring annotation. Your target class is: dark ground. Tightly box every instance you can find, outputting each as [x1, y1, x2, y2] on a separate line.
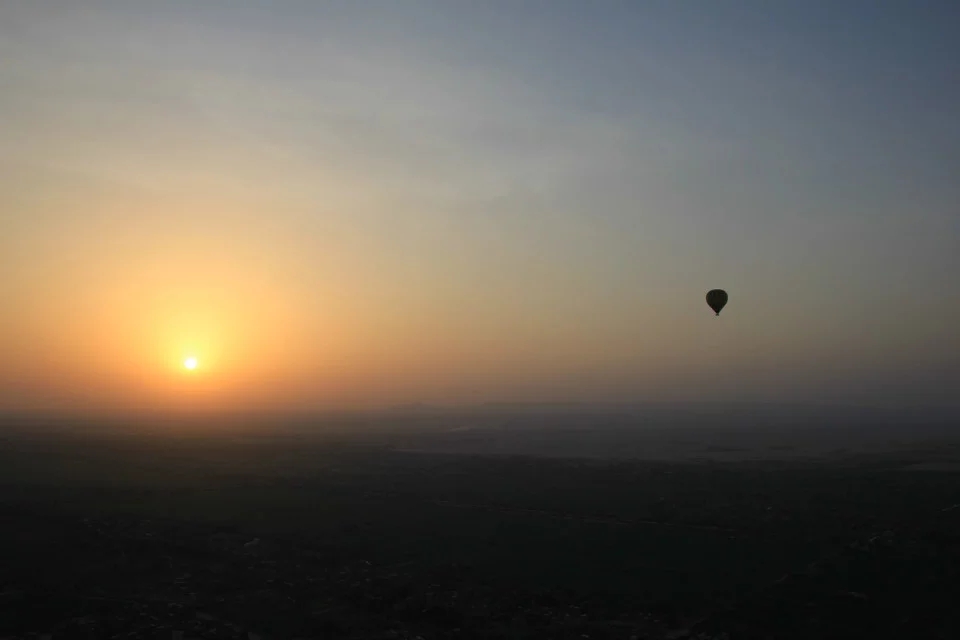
[2, 416, 960, 639]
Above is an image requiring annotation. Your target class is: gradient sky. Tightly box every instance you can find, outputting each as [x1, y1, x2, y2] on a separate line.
[2, 1, 959, 414]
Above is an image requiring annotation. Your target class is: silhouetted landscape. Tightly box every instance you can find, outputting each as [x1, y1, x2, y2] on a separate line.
[3, 404, 960, 639]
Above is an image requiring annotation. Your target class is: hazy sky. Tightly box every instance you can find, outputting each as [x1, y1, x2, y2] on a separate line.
[2, 1, 958, 414]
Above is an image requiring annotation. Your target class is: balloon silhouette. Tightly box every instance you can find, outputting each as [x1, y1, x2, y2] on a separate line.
[706, 289, 728, 316]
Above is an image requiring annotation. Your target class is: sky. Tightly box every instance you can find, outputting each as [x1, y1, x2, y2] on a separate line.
[1, 1, 958, 415]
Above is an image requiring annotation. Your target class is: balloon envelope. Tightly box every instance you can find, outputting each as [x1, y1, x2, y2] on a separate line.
[706, 289, 728, 316]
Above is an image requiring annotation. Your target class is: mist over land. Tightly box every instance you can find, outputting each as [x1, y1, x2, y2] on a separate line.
[4, 404, 960, 637]
[6, 400, 958, 457]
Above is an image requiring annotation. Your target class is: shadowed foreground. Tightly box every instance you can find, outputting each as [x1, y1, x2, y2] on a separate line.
[2, 424, 960, 639]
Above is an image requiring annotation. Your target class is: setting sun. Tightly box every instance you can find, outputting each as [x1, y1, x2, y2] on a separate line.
[183, 357, 198, 371]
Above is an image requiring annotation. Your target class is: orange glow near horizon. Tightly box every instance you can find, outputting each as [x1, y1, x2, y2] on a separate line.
[2, 3, 958, 417]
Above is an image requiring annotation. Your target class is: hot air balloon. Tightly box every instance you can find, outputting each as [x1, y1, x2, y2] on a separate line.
[706, 289, 728, 316]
